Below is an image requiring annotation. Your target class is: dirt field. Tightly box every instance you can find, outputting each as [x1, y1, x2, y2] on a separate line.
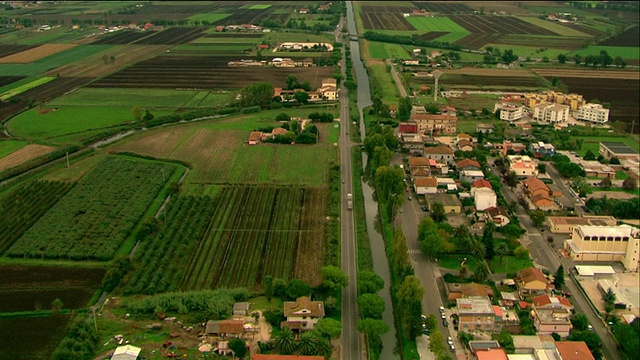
[0, 43, 76, 64]
[533, 68, 640, 80]
[90, 55, 334, 90]
[43, 44, 170, 77]
[360, 5, 416, 30]
[0, 144, 56, 171]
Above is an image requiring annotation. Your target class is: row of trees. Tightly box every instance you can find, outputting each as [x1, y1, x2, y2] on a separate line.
[355, 271, 389, 355]
[558, 50, 627, 68]
[483, 47, 518, 64]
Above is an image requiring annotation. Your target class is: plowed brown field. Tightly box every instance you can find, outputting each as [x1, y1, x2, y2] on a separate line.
[0, 144, 56, 171]
[0, 44, 76, 63]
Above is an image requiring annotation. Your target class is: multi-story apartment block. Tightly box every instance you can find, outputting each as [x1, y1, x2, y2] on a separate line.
[532, 103, 570, 124]
[494, 103, 525, 122]
[457, 296, 500, 333]
[576, 103, 609, 124]
[530, 142, 556, 158]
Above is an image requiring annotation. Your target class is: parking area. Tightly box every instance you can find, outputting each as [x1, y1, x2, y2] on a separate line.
[577, 272, 640, 317]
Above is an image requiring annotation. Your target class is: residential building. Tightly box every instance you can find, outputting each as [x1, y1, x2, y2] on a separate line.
[496, 103, 526, 122]
[546, 215, 617, 234]
[457, 158, 481, 171]
[532, 294, 573, 311]
[522, 176, 555, 209]
[472, 179, 492, 190]
[509, 155, 538, 177]
[205, 320, 245, 338]
[458, 139, 474, 152]
[426, 193, 462, 213]
[554, 341, 595, 360]
[532, 308, 572, 337]
[599, 142, 640, 161]
[281, 296, 324, 331]
[423, 146, 455, 165]
[532, 103, 570, 124]
[447, 283, 494, 301]
[485, 206, 510, 227]
[457, 133, 473, 143]
[564, 225, 640, 271]
[477, 348, 508, 360]
[457, 296, 498, 333]
[473, 187, 497, 211]
[530, 142, 556, 158]
[468, 340, 501, 354]
[461, 169, 485, 183]
[248, 131, 263, 145]
[398, 122, 418, 135]
[401, 133, 425, 156]
[476, 123, 495, 134]
[111, 345, 142, 360]
[408, 157, 431, 178]
[501, 141, 526, 157]
[516, 267, 551, 298]
[415, 177, 438, 195]
[316, 78, 337, 100]
[233, 302, 250, 316]
[576, 103, 609, 124]
[411, 113, 457, 135]
[513, 335, 558, 355]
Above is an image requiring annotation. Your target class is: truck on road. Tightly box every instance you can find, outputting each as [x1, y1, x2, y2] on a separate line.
[347, 193, 353, 210]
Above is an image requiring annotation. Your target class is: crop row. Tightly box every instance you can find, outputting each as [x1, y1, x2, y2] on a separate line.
[0, 180, 74, 254]
[123, 195, 217, 295]
[7, 156, 174, 261]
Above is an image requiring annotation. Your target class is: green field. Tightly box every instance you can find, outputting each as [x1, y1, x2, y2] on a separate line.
[48, 88, 198, 108]
[567, 45, 640, 59]
[406, 16, 470, 42]
[244, 4, 271, 10]
[517, 17, 591, 37]
[190, 36, 259, 44]
[262, 31, 333, 44]
[0, 140, 28, 159]
[0, 76, 55, 101]
[0, 45, 112, 76]
[576, 136, 640, 157]
[367, 63, 399, 103]
[367, 41, 410, 60]
[187, 12, 232, 23]
[8, 105, 173, 142]
[483, 43, 569, 59]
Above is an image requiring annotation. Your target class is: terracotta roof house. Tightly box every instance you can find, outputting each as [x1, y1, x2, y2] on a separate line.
[272, 127, 288, 136]
[476, 348, 508, 360]
[532, 294, 573, 311]
[516, 267, 551, 297]
[258, 44, 269, 49]
[408, 156, 431, 169]
[423, 146, 455, 165]
[523, 177, 555, 209]
[472, 179, 492, 189]
[398, 122, 418, 134]
[458, 139, 474, 152]
[447, 282, 494, 301]
[282, 296, 324, 331]
[554, 341, 595, 360]
[415, 177, 438, 195]
[485, 206, 510, 227]
[248, 131, 263, 145]
[457, 159, 481, 171]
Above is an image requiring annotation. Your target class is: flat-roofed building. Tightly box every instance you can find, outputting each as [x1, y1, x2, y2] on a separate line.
[533, 103, 570, 124]
[460, 169, 485, 183]
[530, 142, 556, 158]
[532, 308, 572, 337]
[426, 193, 462, 213]
[495, 103, 526, 122]
[473, 187, 497, 211]
[576, 103, 609, 124]
[411, 113, 457, 135]
[564, 225, 640, 271]
[457, 296, 499, 333]
[546, 216, 617, 233]
[599, 142, 639, 161]
[508, 155, 538, 177]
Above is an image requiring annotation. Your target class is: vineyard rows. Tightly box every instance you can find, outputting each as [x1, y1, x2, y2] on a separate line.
[7, 157, 175, 261]
[0, 181, 73, 254]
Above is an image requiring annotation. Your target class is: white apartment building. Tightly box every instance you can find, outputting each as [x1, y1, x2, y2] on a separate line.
[472, 187, 497, 211]
[575, 103, 609, 124]
[532, 103, 570, 124]
[495, 103, 525, 122]
[564, 225, 640, 271]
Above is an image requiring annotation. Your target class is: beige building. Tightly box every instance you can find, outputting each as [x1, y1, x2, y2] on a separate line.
[576, 103, 609, 124]
[281, 296, 324, 331]
[532, 308, 572, 337]
[457, 296, 499, 333]
[564, 225, 640, 271]
[532, 103, 570, 124]
[508, 155, 538, 177]
[495, 103, 525, 122]
[546, 215, 617, 234]
[411, 113, 457, 135]
[426, 193, 462, 213]
[516, 267, 551, 298]
[423, 146, 455, 165]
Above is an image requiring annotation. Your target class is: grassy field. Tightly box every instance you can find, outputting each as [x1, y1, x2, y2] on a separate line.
[367, 62, 399, 103]
[516, 17, 591, 37]
[489, 256, 534, 274]
[0, 140, 28, 159]
[437, 254, 480, 271]
[187, 12, 232, 23]
[244, 4, 271, 9]
[367, 41, 411, 60]
[108, 109, 339, 187]
[576, 136, 640, 157]
[483, 43, 569, 59]
[0, 76, 55, 101]
[406, 16, 470, 43]
[190, 36, 258, 44]
[0, 45, 112, 76]
[8, 106, 173, 142]
[48, 88, 200, 108]
[262, 31, 333, 44]
[567, 45, 640, 59]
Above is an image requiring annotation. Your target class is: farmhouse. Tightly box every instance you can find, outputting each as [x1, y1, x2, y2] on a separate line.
[281, 296, 324, 331]
[205, 319, 245, 338]
[278, 42, 333, 52]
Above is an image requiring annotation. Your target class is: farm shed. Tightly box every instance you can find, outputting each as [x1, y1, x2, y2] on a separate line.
[233, 302, 250, 316]
[111, 345, 141, 360]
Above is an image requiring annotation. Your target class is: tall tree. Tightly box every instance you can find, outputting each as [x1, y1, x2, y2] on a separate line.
[397, 275, 424, 338]
[530, 209, 546, 227]
[264, 275, 274, 302]
[228, 338, 247, 359]
[430, 202, 446, 222]
[240, 82, 275, 109]
[482, 223, 495, 260]
[320, 265, 349, 296]
[554, 265, 565, 289]
[418, 217, 453, 260]
[496, 243, 509, 264]
[273, 327, 296, 354]
[392, 228, 412, 278]
[357, 293, 385, 319]
[473, 260, 491, 282]
[315, 318, 342, 339]
[297, 331, 319, 356]
[358, 271, 384, 295]
[398, 96, 412, 121]
[357, 318, 390, 338]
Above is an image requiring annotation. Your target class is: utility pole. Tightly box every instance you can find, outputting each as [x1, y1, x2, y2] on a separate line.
[90, 306, 97, 331]
[65, 151, 69, 168]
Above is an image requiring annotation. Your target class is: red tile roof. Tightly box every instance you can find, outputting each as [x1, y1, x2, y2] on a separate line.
[477, 348, 508, 360]
[415, 177, 437, 187]
[532, 294, 573, 308]
[493, 305, 503, 317]
[398, 123, 418, 133]
[423, 146, 454, 155]
[408, 157, 430, 167]
[457, 159, 481, 169]
[555, 341, 595, 360]
[517, 267, 547, 285]
[472, 179, 492, 189]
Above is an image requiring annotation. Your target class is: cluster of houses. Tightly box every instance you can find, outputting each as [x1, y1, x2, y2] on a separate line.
[445, 267, 599, 359]
[228, 57, 316, 68]
[398, 104, 458, 137]
[274, 78, 338, 102]
[494, 91, 610, 126]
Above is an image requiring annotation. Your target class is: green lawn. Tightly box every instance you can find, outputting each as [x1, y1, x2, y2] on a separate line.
[326, 121, 340, 144]
[0, 76, 55, 100]
[0, 139, 28, 159]
[406, 16, 470, 43]
[567, 45, 640, 60]
[489, 256, 534, 274]
[615, 170, 629, 180]
[576, 136, 640, 157]
[367, 41, 411, 60]
[0, 45, 112, 76]
[187, 12, 232, 23]
[367, 63, 399, 103]
[190, 36, 259, 44]
[483, 43, 569, 59]
[437, 254, 480, 271]
[244, 4, 271, 9]
[262, 31, 333, 44]
[48, 88, 201, 108]
[8, 106, 173, 141]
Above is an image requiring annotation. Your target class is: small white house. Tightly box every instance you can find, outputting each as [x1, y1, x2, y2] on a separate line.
[111, 345, 141, 360]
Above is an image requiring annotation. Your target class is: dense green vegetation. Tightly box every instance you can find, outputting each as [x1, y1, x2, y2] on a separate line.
[7, 156, 175, 260]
